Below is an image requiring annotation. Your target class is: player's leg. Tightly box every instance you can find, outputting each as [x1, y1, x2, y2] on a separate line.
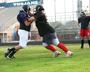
[86, 29, 90, 48]
[80, 37, 84, 49]
[5, 45, 22, 58]
[80, 29, 85, 49]
[5, 47, 16, 58]
[42, 34, 60, 57]
[42, 42, 60, 57]
[43, 43, 56, 52]
[5, 29, 28, 58]
[52, 35, 73, 57]
[87, 38, 90, 48]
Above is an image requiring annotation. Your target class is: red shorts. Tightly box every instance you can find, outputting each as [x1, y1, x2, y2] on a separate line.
[80, 28, 90, 37]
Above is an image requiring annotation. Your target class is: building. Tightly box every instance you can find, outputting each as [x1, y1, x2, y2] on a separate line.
[0, 0, 90, 43]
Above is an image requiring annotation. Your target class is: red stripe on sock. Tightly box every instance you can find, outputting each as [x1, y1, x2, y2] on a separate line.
[46, 45, 56, 52]
[57, 43, 68, 52]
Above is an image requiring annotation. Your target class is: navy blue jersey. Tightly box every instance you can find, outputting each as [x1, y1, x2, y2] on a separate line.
[78, 16, 90, 29]
[17, 10, 31, 31]
[34, 11, 55, 36]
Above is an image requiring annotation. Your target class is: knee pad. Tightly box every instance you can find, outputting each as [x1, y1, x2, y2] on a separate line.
[52, 38, 60, 46]
[42, 42, 48, 47]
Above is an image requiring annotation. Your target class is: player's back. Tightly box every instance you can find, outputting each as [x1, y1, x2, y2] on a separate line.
[34, 11, 55, 36]
[17, 10, 31, 31]
[78, 16, 90, 29]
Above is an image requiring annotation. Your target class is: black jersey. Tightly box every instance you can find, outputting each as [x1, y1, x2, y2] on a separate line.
[17, 10, 31, 31]
[78, 16, 90, 29]
[34, 11, 55, 36]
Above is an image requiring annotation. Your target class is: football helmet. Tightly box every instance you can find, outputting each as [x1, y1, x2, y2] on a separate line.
[22, 5, 30, 12]
[36, 5, 44, 12]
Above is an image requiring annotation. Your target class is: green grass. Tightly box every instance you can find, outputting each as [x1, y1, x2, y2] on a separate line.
[0, 44, 90, 72]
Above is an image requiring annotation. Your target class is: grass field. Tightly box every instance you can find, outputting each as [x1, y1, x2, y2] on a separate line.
[0, 44, 90, 72]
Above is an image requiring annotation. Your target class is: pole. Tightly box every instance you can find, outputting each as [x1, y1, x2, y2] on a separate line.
[54, 0, 56, 22]
[64, 0, 66, 23]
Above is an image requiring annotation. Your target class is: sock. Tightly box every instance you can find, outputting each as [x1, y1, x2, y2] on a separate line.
[57, 43, 68, 53]
[81, 40, 84, 48]
[46, 45, 57, 52]
[8, 47, 16, 58]
[88, 40, 90, 47]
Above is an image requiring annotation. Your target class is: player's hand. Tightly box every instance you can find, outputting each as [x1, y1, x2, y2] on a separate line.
[24, 17, 35, 26]
[28, 17, 35, 21]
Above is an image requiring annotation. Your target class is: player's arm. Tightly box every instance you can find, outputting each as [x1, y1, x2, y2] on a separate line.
[78, 22, 80, 27]
[78, 18, 80, 27]
[24, 16, 35, 26]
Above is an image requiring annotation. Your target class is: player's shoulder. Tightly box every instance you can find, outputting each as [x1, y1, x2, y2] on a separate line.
[78, 17, 81, 20]
[19, 10, 26, 15]
[86, 16, 90, 18]
[18, 10, 27, 17]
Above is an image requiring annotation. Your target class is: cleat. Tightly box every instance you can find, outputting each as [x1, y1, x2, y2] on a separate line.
[53, 51, 61, 57]
[4, 48, 16, 59]
[66, 51, 73, 57]
[81, 46, 83, 49]
[6, 56, 15, 59]
[4, 48, 11, 58]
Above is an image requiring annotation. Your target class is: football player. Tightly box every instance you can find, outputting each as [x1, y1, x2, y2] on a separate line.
[78, 12, 90, 49]
[4, 5, 35, 58]
[34, 5, 73, 57]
